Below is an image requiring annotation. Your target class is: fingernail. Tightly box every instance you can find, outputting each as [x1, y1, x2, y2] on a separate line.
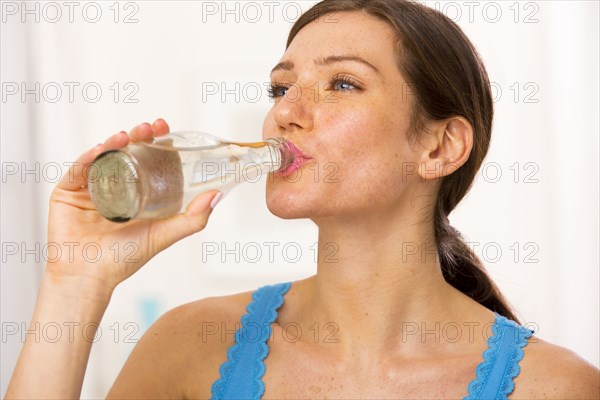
[210, 192, 224, 209]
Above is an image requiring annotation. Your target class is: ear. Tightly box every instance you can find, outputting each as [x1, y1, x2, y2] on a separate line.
[418, 117, 473, 181]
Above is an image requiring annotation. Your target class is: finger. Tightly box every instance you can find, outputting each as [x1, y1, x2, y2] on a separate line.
[149, 191, 223, 252]
[129, 122, 154, 144]
[151, 118, 170, 137]
[103, 131, 129, 149]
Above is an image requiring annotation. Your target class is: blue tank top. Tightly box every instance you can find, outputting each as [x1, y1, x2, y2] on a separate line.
[211, 282, 535, 399]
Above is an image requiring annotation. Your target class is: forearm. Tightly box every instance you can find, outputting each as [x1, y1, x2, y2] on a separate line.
[5, 272, 113, 399]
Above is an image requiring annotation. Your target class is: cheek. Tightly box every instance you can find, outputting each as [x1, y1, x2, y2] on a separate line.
[319, 103, 409, 176]
[311, 132, 411, 209]
[344, 112, 419, 192]
[326, 152, 406, 202]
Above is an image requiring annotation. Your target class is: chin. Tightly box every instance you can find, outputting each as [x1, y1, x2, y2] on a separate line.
[266, 205, 307, 220]
[265, 192, 308, 220]
[265, 186, 352, 221]
[265, 181, 316, 219]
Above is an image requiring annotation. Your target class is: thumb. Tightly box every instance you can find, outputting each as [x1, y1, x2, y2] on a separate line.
[150, 190, 223, 251]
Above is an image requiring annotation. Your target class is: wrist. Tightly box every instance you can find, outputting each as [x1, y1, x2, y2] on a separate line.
[40, 269, 114, 307]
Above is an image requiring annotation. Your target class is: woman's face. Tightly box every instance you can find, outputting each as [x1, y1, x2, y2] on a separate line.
[263, 11, 426, 221]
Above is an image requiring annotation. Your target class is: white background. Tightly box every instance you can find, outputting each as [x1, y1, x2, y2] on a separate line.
[1, 1, 598, 398]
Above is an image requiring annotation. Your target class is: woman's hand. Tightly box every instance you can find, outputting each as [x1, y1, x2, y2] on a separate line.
[46, 118, 222, 293]
[5, 119, 222, 400]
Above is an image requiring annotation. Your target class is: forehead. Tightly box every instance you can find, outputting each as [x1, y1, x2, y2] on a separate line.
[281, 11, 399, 72]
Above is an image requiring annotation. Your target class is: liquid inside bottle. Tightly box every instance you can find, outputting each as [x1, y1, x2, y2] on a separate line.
[88, 132, 293, 222]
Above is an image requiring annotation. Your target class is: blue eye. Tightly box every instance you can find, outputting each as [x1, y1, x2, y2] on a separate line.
[266, 84, 288, 99]
[329, 74, 362, 92]
[332, 79, 355, 91]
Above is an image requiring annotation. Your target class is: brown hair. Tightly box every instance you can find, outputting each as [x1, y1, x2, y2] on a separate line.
[288, 0, 521, 323]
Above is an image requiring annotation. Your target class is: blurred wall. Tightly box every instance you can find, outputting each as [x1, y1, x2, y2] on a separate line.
[1, 1, 598, 398]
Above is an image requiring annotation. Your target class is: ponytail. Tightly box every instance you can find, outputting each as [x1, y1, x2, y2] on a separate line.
[435, 207, 521, 323]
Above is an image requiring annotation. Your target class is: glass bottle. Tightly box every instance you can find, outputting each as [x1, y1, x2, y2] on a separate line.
[87, 131, 294, 222]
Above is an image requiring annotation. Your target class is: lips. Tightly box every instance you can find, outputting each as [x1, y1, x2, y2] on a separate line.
[276, 141, 313, 178]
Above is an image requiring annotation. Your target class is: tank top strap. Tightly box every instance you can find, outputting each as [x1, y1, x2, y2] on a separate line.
[464, 312, 535, 399]
[211, 281, 292, 400]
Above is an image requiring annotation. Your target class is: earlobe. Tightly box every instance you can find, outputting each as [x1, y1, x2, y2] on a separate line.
[418, 117, 473, 180]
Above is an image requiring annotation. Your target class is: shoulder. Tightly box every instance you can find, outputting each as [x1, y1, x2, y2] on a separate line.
[155, 288, 253, 341]
[107, 288, 254, 399]
[148, 289, 253, 358]
[511, 336, 600, 399]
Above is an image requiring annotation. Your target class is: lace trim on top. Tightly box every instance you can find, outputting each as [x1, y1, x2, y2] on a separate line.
[464, 312, 535, 400]
[211, 282, 291, 400]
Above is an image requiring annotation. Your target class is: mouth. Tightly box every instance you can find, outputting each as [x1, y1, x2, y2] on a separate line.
[276, 141, 314, 178]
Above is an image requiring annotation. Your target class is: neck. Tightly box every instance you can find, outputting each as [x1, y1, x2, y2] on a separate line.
[289, 209, 482, 367]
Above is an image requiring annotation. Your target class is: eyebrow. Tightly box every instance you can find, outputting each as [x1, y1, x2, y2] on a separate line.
[270, 55, 380, 76]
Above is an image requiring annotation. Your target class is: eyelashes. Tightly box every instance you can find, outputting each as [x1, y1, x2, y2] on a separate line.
[266, 83, 284, 99]
[267, 74, 363, 99]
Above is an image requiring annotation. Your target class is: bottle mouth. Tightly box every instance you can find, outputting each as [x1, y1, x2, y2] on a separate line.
[87, 150, 142, 222]
[266, 137, 311, 172]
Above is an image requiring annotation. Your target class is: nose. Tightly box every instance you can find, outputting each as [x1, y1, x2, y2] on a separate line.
[271, 83, 314, 135]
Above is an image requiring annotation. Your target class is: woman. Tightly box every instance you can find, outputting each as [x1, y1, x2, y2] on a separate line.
[6, 0, 599, 399]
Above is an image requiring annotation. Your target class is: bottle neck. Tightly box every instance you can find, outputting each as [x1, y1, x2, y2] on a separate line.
[198, 135, 294, 172]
